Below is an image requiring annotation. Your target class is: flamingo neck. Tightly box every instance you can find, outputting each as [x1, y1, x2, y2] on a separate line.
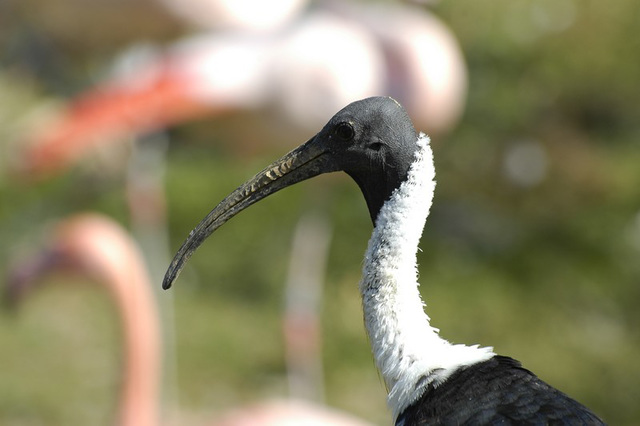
[105, 243, 161, 426]
[359, 134, 495, 420]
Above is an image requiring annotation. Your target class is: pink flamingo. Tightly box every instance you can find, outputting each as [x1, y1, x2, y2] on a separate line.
[7, 213, 373, 425]
[8, 213, 162, 426]
[12, 3, 466, 178]
[154, 0, 308, 32]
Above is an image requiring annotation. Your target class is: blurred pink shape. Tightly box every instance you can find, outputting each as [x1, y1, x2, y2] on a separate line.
[14, 4, 466, 179]
[8, 213, 162, 426]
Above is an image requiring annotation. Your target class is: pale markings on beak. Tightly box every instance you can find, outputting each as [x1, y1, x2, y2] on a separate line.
[266, 157, 294, 180]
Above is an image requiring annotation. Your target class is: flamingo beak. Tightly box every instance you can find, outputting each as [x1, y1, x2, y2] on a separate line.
[5, 248, 64, 309]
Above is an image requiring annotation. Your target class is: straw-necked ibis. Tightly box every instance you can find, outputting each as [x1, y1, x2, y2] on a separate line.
[162, 97, 604, 425]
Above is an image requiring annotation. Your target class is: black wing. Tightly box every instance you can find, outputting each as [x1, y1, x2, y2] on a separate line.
[396, 355, 605, 426]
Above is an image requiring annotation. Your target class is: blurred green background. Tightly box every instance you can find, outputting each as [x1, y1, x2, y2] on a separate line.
[1, 0, 639, 425]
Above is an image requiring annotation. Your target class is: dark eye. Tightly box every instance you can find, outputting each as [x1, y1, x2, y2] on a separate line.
[369, 142, 384, 152]
[335, 122, 355, 141]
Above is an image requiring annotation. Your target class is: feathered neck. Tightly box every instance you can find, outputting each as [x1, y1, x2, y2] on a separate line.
[358, 134, 495, 420]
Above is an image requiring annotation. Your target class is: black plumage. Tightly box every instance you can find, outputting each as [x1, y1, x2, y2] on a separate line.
[397, 356, 605, 425]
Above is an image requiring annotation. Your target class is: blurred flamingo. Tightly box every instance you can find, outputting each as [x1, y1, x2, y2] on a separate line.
[155, 0, 309, 32]
[211, 398, 373, 426]
[7, 213, 162, 426]
[6, 213, 373, 425]
[13, 2, 466, 178]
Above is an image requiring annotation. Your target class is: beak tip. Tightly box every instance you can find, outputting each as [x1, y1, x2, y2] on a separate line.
[162, 273, 175, 290]
[163, 252, 187, 290]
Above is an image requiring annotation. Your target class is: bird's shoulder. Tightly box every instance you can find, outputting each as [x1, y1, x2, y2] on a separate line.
[396, 355, 605, 426]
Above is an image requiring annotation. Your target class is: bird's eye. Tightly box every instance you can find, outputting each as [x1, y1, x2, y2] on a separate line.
[369, 142, 384, 152]
[335, 122, 355, 141]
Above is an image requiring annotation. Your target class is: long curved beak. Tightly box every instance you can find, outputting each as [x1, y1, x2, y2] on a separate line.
[162, 135, 338, 290]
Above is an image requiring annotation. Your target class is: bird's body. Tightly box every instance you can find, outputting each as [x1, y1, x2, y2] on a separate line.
[14, 4, 466, 179]
[397, 355, 603, 425]
[163, 97, 605, 425]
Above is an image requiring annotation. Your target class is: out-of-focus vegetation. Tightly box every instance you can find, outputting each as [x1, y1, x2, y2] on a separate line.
[1, 0, 639, 425]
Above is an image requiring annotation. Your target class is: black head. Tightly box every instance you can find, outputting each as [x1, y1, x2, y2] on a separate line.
[315, 96, 419, 222]
[163, 96, 420, 289]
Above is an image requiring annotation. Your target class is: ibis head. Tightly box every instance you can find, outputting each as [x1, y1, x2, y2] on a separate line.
[163, 96, 420, 290]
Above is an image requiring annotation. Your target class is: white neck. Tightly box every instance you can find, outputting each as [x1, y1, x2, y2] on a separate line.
[359, 134, 494, 420]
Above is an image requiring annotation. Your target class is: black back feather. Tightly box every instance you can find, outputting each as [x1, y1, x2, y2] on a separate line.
[396, 356, 605, 425]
